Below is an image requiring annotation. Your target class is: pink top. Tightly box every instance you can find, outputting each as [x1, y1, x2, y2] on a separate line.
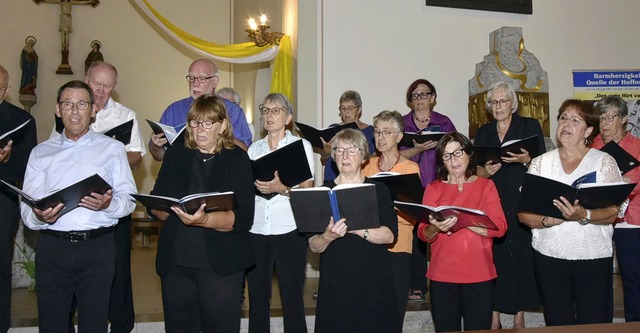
[418, 177, 507, 283]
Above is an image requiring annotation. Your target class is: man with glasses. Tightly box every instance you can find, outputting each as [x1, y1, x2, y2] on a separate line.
[49, 61, 145, 333]
[21, 80, 136, 332]
[149, 59, 252, 160]
[0, 65, 37, 333]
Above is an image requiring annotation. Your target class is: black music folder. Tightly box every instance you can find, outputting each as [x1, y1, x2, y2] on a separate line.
[393, 201, 498, 231]
[398, 131, 447, 147]
[131, 192, 236, 215]
[518, 173, 636, 220]
[0, 174, 112, 216]
[368, 172, 423, 203]
[294, 121, 359, 149]
[252, 139, 312, 200]
[289, 183, 380, 233]
[600, 141, 640, 175]
[0, 119, 32, 149]
[102, 119, 134, 145]
[146, 119, 186, 147]
[474, 135, 541, 165]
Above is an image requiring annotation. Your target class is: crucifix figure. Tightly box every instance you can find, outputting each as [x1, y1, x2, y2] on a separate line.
[34, 0, 100, 74]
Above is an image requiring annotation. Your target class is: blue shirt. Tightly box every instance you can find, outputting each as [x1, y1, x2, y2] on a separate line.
[159, 96, 253, 147]
[21, 129, 137, 231]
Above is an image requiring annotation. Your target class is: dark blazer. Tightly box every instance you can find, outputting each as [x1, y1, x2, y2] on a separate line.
[152, 143, 255, 276]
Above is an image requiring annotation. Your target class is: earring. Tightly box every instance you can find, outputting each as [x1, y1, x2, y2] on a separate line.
[584, 137, 589, 145]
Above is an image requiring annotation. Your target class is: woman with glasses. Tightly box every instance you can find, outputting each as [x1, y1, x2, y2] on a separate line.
[592, 96, 640, 322]
[416, 132, 507, 332]
[518, 99, 623, 326]
[149, 95, 255, 332]
[400, 79, 457, 303]
[361, 110, 420, 331]
[309, 128, 398, 333]
[321, 90, 375, 182]
[247, 93, 315, 333]
[474, 81, 545, 329]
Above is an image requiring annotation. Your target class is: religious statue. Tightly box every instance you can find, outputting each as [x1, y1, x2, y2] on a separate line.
[84, 40, 104, 73]
[19, 36, 38, 95]
[33, 0, 100, 74]
[468, 26, 550, 138]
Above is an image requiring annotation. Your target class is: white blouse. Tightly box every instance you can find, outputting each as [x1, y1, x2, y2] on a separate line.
[527, 148, 622, 260]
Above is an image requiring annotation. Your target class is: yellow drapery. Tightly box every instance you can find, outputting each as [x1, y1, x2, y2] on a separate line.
[136, 0, 292, 101]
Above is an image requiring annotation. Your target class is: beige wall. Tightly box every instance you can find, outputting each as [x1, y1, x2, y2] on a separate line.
[308, 0, 640, 143]
[3, 0, 640, 194]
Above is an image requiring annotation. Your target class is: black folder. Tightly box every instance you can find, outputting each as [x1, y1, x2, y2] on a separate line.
[0, 174, 112, 217]
[474, 135, 541, 165]
[368, 172, 423, 203]
[294, 121, 359, 149]
[131, 192, 236, 215]
[0, 119, 32, 149]
[518, 173, 636, 220]
[289, 183, 380, 233]
[146, 119, 186, 147]
[102, 119, 134, 145]
[398, 131, 447, 147]
[252, 139, 312, 200]
[600, 141, 640, 175]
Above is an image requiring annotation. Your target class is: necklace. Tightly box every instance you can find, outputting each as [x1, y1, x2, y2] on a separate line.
[414, 114, 430, 123]
[447, 175, 464, 193]
[198, 151, 216, 162]
[378, 155, 400, 172]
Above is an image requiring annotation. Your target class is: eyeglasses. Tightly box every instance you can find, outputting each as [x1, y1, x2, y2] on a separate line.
[411, 92, 434, 100]
[186, 75, 216, 83]
[89, 80, 115, 90]
[188, 119, 216, 129]
[333, 147, 362, 156]
[259, 105, 285, 116]
[599, 114, 620, 123]
[58, 100, 91, 111]
[558, 114, 585, 126]
[339, 105, 359, 113]
[442, 149, 464, 161]
[489, 99, 512, 108]
[373, 130, 399, 138]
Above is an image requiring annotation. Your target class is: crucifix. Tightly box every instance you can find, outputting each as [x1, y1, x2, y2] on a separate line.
[34, 0, 100, 74]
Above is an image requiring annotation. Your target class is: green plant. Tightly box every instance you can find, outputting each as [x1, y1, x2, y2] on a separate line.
[15, 241, 36, 291]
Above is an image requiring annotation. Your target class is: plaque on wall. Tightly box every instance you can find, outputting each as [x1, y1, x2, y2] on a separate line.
[425, 0, 532, 15]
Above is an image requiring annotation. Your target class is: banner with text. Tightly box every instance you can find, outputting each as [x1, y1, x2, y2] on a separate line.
[573, 69, 640, 137]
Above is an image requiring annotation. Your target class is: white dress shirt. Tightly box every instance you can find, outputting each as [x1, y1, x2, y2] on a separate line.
[21, 129, 137, 231]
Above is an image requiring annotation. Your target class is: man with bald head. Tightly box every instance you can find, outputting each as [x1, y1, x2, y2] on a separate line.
[0, 65, 37, 333]
[149, 58, 252, 160]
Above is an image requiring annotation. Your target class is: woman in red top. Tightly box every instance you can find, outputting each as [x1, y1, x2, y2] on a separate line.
[417, 132, 507, 332]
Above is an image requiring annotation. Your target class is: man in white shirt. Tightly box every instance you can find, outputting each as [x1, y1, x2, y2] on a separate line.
[22, 80, 136, 332]
[49, 62, 145, 333]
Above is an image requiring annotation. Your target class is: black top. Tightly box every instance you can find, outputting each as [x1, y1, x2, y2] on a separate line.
[475, 113, 544, 312]
[152, 143, 255, 276]
[0, 101, 37, 185]
[314, 178, 399, 333]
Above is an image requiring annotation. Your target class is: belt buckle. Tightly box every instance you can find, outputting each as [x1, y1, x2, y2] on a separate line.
[68, 231, 88, 242]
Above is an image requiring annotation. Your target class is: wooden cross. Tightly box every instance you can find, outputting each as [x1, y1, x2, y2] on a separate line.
[33, 0, 100, 74]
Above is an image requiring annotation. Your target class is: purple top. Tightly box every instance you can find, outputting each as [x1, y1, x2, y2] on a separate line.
[401, 110, 456, 187]
[159, 96, 253, 147]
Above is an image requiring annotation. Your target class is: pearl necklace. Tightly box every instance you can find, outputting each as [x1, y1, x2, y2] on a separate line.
[378, 155, 400, 172]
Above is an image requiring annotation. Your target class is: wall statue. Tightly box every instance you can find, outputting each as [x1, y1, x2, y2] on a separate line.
[468, 26, 550, 139]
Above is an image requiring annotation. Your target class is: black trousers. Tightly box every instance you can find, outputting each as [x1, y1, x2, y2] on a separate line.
[161, 265, 244, 333]
[0, 195, 19, 333]
[390, 252, 411, 331]
[430, 280, 493, 332]
[247, 231, 308, 333]
[108, 215, 135, 333]
[614, 228, 640, 322]
[36, 232, 116, 333]
[534, 251, 613, 326]
[409, 224, 428, 294]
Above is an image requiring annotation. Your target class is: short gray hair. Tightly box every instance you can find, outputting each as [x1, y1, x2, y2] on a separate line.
[217, 87, 241, 105]
[373, 110, 404, 132]
[260, 93, 293, 115]
[330, 128, 370, 162]
[486, 81, 518, 114]
[594, 95, 628, 118]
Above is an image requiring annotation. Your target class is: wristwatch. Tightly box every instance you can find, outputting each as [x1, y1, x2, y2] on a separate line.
[363, 229, 369, 240]
[579, 209, 592, 225]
